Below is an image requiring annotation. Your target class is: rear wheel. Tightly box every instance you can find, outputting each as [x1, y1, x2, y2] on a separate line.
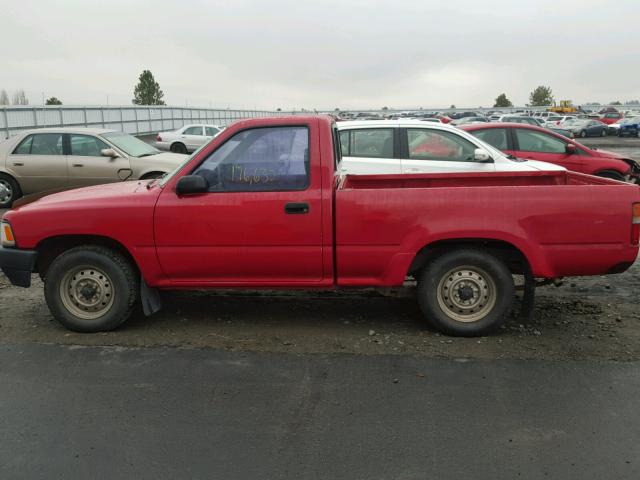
[44, 246, 139, 332]
[596, 170, 626, 182]
[417, 249, 515, 336]
[0, 173, 21, 208]
[170, 142, 187, 154]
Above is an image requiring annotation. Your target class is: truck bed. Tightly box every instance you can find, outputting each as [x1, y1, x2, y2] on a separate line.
[335, 170, 640, 286]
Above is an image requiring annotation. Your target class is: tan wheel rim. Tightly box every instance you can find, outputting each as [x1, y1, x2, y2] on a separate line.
[59, 266, 115, 320]
[436, 265, 497, 323]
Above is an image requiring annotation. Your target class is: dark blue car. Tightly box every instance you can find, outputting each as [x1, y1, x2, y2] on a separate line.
[618, 117, 640, 137]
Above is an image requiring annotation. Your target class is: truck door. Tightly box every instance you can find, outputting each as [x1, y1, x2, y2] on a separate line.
[154, 124, 324, 284]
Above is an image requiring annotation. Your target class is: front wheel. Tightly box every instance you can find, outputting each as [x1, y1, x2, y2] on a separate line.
[44, 246, 139, 332]
[417, 249, 515, 336]
[0, 173, 21, 208]
[601, 129, 607, 137]
[170, 142, 187, 154]
[579, 130, 587, 138]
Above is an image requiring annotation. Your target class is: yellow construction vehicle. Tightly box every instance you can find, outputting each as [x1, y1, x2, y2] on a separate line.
[548, 100, 577, 114]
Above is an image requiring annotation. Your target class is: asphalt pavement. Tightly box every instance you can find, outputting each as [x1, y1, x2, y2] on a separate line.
[1, 343, 639, 480]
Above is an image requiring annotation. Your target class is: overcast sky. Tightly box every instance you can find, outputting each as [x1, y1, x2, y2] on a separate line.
[1, 0, 638, 110]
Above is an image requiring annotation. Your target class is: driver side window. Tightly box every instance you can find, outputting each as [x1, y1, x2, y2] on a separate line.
[514, 129, 566, 153]
[193, 126, 309, 192]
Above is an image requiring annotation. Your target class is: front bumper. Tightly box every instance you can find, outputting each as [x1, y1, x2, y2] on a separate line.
[0, 246, 37, 287]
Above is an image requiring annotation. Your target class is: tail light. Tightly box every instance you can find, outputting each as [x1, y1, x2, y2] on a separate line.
[156, 134, 162, 141]
[632, 203, 640, 245]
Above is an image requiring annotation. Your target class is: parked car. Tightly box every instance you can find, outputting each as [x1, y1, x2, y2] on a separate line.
[615, 117, 640, 137]
[561, 118, 608, 137]
[0, 128, 187, 208]
[598, 112, 624, 125]
[497, 116, 573, 138]
[608, 117, 639, 136]
[155, 124, 222, 154]
[336, 120, 564, 175]
[461, 123, 640, 182]
[450, 116, 489, 126]
[2, 115, 639, 337]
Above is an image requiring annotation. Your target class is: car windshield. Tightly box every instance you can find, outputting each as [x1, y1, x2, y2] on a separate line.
[102, 132, 160, 157]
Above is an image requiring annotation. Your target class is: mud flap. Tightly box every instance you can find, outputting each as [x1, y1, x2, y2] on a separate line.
[519, 264, 536, 322]
[140, 277, 162, 316]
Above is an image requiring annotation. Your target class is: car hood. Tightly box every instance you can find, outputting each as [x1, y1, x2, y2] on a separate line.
[585, 147, 625, 160]
[131, 152, 187, 166]
[7, 180, 160, 214]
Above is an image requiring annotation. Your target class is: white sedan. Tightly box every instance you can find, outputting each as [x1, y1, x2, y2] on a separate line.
[155, 124, 223, 154]
[336, 120, 564, 175]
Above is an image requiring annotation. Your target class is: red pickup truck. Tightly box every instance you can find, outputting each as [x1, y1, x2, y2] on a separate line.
[1, 115, 639, 336]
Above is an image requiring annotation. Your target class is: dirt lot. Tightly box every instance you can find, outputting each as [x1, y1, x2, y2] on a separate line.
[1, 135, 639, 362]
[1, 262, 639, 361]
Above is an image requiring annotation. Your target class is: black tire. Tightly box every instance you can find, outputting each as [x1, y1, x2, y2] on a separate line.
[170, 142, 187, 154]
[44, 246, 139, 332]
[0, 173, 22, 208]
[579, 130, 587, 138]
[596, 170, 626, 182]
[417, 249, 515, 336]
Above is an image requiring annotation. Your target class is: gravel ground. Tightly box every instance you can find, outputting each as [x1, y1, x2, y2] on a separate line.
[1, 260, 639, 361]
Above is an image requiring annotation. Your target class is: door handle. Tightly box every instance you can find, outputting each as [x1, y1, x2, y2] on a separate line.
[72, 163, 84, 167]
[12, 162, 24, 166]
[284, 202, 309, 214]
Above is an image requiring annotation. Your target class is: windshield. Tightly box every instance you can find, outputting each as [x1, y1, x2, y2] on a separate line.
[102, 132, 160, 157]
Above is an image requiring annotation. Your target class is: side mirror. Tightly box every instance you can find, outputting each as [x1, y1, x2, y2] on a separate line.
[176, 175, 208, 195]
[565, 144, 576, 154]
[101, 148, 120, 158]
[474, 148, 493, 163]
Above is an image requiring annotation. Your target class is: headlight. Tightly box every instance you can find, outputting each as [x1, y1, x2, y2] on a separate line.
[1, 221, 15, 247]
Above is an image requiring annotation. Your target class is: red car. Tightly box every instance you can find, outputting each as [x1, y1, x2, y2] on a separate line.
[2, 116, 640, 337]
[461, 123, 640, 182]
[598, 112, 624, 125]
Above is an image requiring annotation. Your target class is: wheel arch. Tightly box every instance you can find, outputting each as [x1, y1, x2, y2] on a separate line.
[36, 234, 140, 279]
[407, 238, 532, 278]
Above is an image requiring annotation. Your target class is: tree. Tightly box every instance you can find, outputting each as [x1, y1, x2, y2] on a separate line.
[625, 100, 639, 105]
[381, 106, 389, 111]
[493, 93, 513, 108]
[277, 108, 282, 112]
[450, 104, 456, 109]
[610, 100, 622, 106]
[12, 89, 29, 105]
[0, 89, 8, 105]
[528, 86, 554, 106]
[132, 70, 165, 105]
[46, 96, 62, 105]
